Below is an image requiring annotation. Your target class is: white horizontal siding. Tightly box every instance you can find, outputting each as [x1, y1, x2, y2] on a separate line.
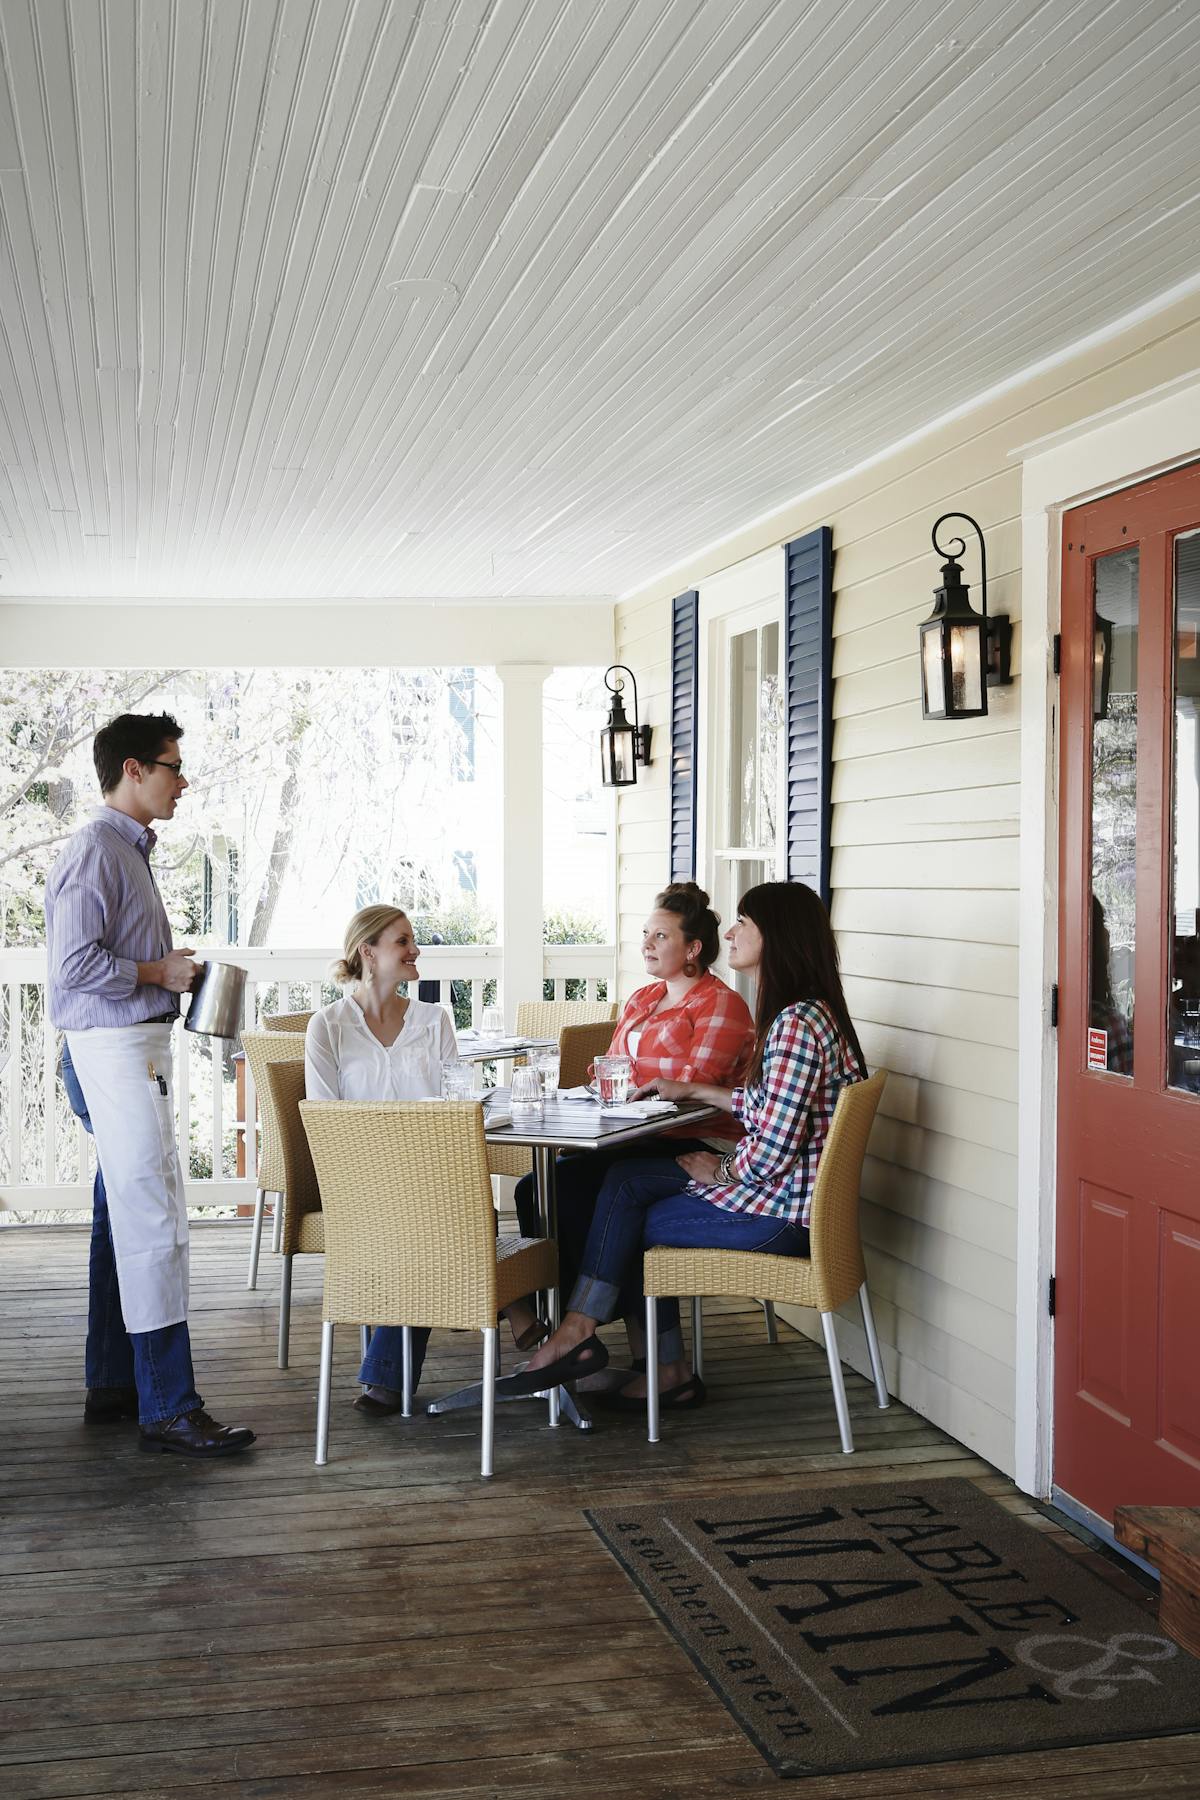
[614, 286, 1200, 1478]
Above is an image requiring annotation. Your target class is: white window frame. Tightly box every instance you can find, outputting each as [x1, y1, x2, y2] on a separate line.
[697, 551, 787, 979]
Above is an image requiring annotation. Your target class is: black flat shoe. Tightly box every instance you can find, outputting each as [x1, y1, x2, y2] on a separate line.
[353, 1387, 405, 1416]
[594, 1374, 707, 1413]
[496, 1334, 609, 1397]
[84, 1385, 139, 1423]
[139, 1408, 256, 1457]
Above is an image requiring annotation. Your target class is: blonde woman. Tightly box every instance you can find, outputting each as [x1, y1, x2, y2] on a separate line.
[305, 905, 543, 1416]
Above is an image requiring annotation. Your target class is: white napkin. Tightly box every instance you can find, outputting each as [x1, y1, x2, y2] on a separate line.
[596, 1099, 677, 1119]
[559, 1085, 597, 1102]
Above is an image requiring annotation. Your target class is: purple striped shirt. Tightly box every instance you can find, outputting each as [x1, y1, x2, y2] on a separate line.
[45, 807, 179, 1030]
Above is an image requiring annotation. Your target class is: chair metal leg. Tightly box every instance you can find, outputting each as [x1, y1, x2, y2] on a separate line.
[271, 1192, 282, 1255]
[315, 1321, 334, 1466]
[277, 1255, 293, 1369]
[645, 1294, 660, 1444]
[820, 1312, 854, 1454]
[360, 1324, 371, 1363]
[762, 1299, 779, 1344]
[401, 1326, 413, 1417]
[859, 1283, 890, 1409]
[690, 1296, 704, 1378]
[247, 1188, 266, 1289]
[481, 1327, 497, 1478]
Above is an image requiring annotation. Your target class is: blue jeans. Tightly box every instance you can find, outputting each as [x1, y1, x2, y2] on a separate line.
[360, 1326, 431, 1392]
[568, 1160, 810, 1361]
[61, 1044, 201, 1426]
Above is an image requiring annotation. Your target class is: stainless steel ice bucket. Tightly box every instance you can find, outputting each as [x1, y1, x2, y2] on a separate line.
[184, 960, 248, 1039]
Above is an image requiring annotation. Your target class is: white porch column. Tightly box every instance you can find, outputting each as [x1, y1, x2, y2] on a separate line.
[497, 664, 547, 1027]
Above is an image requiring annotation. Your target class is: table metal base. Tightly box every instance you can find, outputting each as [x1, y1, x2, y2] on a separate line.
[425, 1378, 593, 1428]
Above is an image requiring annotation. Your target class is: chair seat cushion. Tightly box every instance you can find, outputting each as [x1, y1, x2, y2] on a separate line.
[495, 1234, 557, 1314]
[644, 1243, 856, 1313]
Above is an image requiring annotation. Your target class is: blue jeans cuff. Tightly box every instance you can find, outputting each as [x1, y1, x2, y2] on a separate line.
[568, 1273, 622, 1322]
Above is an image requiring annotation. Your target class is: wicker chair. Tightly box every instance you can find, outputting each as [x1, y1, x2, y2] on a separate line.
[260, 1009, 314, 1033]
[240, 1030, 307, 1289]
[642, 1069, 890, 1453]
[299, 1099, 558, 1478]
[486, 1013, 617, 1184]
[260, 1059, 326, 1369]
[514, 998, 616, 1036]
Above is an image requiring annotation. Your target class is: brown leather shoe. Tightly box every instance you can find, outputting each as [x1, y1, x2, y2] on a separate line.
[84, 1385, 139, 1423]
[139, 1407, 256, 1457]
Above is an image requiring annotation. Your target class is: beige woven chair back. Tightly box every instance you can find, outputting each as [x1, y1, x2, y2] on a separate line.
[241, 1030, 307, 1193]
[806, 1068, 888, 1312]
[261, 1009, 314, 1033]
[515, 999, 616, 1038]
[260, 1059, 322, 1255]
[558, 1018, 617, 1087]
[301, 1100, 499, 1331]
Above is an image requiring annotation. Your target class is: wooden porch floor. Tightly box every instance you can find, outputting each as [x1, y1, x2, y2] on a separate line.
[1, 1222, 1196, 1799]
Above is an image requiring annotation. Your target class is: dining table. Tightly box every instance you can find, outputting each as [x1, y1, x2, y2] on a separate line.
[424, 1089, 719, 1430]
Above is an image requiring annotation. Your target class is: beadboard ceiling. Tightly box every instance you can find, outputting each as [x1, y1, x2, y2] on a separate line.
[1, 0, 1199, 605]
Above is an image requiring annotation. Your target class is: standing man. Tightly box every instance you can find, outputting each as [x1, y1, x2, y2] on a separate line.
[46, 712, 255, 1458]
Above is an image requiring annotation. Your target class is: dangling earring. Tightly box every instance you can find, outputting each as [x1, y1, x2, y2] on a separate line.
[683, 953, 699, 978]
[363, 956, 375, 986]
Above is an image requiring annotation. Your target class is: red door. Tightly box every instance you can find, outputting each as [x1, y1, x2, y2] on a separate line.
[1056, 459, 1200, 1524]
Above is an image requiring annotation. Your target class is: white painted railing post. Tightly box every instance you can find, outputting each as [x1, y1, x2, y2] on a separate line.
[497, 665, 547, 1029]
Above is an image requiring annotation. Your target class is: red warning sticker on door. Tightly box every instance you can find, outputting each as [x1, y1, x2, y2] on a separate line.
[1086, 1028, 1108, 1071]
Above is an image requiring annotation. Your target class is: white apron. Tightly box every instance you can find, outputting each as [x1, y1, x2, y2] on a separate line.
[64, 1022, 189, 1333]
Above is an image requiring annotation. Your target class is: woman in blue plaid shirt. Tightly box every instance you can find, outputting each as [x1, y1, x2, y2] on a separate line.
[508, 882, 866, 1410]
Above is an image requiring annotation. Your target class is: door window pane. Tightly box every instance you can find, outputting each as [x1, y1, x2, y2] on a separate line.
[728, 630, 757, 848]
[1169, 532, 1200, 1094]
[1088, 548, 1139, 1076]
[727, 622, 783, 852]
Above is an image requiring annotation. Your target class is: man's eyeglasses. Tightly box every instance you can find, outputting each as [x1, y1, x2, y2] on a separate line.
[145, 759, 185, 777]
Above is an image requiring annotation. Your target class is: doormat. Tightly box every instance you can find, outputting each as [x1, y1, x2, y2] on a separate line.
[586, 1477, 1200, 1778]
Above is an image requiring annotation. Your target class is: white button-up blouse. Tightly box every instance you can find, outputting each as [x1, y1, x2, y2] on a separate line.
[304, 995, 459, 1102]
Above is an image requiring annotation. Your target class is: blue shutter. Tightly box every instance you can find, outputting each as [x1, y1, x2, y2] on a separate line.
[670, 589, 699, 880]
[784, 527, 833, 904]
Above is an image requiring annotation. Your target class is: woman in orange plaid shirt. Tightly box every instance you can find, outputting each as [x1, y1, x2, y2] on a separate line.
[514, 881, 753, 1341]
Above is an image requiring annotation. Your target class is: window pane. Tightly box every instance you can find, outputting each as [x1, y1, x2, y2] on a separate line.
[728, 629, 757, 848]
[759, 622, 781, 852]
[1169, 532, 1200, 1094]
[1088, 547, 1139, 1077]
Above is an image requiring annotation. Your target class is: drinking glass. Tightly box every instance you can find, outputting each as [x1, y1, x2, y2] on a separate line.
[595, 1053, 633, 1108]
[480, 1005, 505, 1039]
[442, 1060, 475, 1100]
[533, 1049, 560, 1098]
[509, 1065, 544, 1124]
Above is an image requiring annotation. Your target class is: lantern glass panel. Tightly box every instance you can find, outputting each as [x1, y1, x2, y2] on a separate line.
[949, 622, 983, 714]
[921, 626, 947, 718]
[601, 723, 637, 786]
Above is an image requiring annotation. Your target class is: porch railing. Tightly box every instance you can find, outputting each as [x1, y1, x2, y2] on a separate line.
[0, 943, 614, 1213]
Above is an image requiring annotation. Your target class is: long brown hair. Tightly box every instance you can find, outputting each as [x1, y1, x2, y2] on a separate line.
[739, 881, 865, 1081]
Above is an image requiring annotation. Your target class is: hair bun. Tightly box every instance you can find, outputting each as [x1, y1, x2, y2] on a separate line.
[660, 880, 711, 909]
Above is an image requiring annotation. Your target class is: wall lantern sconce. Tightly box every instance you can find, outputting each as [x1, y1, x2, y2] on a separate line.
[919, 512, 1013, 720]
[1093, 613, 1113, 720]
[599, 664, 652, 787]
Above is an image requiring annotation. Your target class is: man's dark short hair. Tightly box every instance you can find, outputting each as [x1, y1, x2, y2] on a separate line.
[93, 713, 184, 794]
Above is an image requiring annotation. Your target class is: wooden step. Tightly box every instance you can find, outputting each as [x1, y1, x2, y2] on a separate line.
[1114, 1505, 1200, 1657]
